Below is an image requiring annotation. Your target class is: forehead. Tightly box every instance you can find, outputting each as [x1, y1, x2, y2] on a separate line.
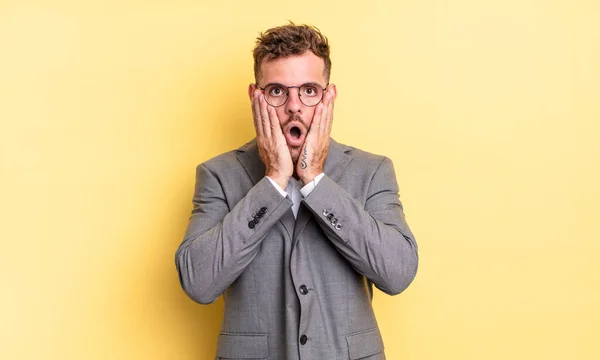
[259, 51, 326, 86]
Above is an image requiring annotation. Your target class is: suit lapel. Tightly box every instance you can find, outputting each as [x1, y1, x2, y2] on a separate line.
[293, 139, 352, 243]
[236, 139, 296, 237]
[236, 139, 265, 186]
[279, 209, 296, 239]
[322, 138, 353, 184]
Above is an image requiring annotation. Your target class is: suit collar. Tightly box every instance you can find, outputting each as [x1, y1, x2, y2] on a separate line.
[236, 139, 265, 186]
[322, 138, 353, 184]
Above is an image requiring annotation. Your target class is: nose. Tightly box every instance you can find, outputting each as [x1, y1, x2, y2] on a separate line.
[285, 88, 302, 115]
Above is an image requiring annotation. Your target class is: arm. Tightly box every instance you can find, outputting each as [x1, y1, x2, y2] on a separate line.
[176, 89, 295, 304]
[175, 164, 293, 304]
[302, 157, 418, 295]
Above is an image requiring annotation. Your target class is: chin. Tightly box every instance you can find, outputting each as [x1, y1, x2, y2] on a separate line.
[289, 147, 301, 164]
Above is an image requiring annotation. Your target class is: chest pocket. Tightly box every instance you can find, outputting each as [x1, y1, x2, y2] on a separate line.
[346, 328, 385, 359]
[216, 333, 268, 359]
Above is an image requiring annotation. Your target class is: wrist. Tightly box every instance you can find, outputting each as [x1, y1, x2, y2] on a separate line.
[299, 176, 312, 185]
[299, 170, 321, 185]
[266, 172, 290, 189]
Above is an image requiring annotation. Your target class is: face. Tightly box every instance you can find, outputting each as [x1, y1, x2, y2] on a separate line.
[249, 51, 329, 164]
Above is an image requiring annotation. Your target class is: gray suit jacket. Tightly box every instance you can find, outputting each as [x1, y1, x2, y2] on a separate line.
[176, 138, 418, 360]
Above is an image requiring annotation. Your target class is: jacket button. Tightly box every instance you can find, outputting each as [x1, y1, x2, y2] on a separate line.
[299, 334, 307, 345]
[248, 221, 255, 229]
[299, 285, 308, 295]
[259, 207, 267, 214]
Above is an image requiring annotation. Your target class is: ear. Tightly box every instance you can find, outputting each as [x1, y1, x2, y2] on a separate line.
[248, 83, 257, 100]
[327, 84, 337, 100]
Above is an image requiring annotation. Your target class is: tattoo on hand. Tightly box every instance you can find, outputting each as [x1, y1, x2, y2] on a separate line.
[300, 148, 308, 169]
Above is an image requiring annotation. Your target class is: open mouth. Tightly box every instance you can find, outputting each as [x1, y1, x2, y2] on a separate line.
[290, 126, 301, 139]
[284, 124, 305, 147]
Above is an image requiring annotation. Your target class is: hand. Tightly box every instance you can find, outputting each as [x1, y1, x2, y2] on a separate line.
[252, 90, 293, 189]
[296, 85, 337, 184]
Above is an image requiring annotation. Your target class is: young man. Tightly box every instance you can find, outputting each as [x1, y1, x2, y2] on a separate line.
[176, 23, 418, 360]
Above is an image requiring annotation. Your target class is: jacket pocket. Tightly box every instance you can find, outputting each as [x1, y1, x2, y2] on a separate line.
[345, 328, 385, 359]
[216, 333, 269, 359]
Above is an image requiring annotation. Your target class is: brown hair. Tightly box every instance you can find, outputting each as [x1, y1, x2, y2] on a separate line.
[253, 22, 331, 84]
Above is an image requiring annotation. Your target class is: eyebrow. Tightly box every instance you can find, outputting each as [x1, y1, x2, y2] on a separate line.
[263, 82, 326, 88]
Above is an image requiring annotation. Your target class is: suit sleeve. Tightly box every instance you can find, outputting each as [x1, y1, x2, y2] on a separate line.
[302, 157, 418, 295]
[175, 163, 293, 304]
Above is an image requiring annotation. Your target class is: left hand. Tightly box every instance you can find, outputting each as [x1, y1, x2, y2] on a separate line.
[296, 84, 337, 184]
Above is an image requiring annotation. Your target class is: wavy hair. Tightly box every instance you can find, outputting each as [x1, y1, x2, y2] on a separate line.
[253, 22, 331, 83]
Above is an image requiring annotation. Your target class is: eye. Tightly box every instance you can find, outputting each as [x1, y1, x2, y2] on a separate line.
[302, 85, 319, 97]
[268, 85, 286, 97]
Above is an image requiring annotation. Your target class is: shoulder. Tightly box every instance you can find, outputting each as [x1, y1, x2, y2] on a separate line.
[333, 139, 390, 170]
[196, 139, 254, 175]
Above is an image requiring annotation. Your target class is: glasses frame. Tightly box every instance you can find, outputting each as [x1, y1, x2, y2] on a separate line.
[257, 82, 329, 107]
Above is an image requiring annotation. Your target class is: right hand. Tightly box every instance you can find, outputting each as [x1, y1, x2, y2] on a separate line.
[252, 90, 293, 189]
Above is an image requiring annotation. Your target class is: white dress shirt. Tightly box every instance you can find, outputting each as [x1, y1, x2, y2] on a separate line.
[266, 173, 325, 218]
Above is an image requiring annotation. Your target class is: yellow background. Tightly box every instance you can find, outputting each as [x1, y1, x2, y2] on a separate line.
[1, 0, 599, 359]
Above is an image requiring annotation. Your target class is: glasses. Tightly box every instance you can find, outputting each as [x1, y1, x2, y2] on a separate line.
[258, 82, 327, 107]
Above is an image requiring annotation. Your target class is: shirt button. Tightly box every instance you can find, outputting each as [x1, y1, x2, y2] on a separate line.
[259, 207, 267, 214]
[248, 221, 255, 229]
[299, 285, 308, 295]
[300, 334, 307, 345]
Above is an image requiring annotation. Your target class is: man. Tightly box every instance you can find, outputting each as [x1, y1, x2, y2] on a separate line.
[175, 23, 418, 360]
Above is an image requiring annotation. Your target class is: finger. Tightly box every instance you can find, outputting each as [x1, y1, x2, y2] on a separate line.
[319, 94, 331, 136]
[267, 104, 282, 139]
[252, 91, 264, 138]
[320, 89, 333, 133]
[258, 94, 272, 139]
[325, 91, 335, 135]
[310, 102, 325, 137]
